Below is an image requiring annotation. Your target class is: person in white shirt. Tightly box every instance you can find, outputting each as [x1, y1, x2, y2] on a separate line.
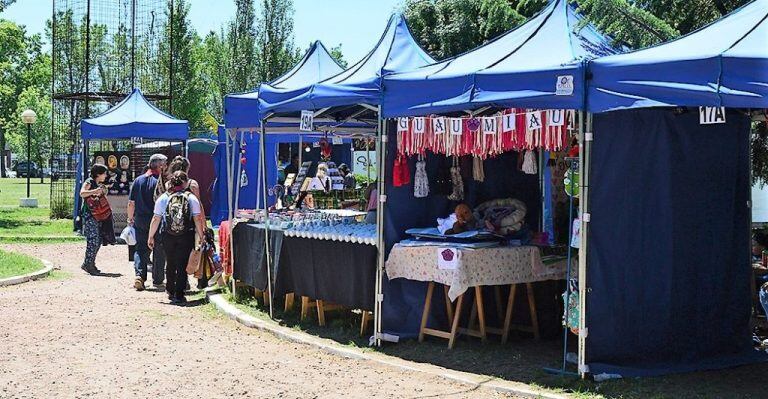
[148, 171, 205, 304]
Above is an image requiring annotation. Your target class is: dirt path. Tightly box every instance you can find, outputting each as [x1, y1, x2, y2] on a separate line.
[0, 243, 517, 399]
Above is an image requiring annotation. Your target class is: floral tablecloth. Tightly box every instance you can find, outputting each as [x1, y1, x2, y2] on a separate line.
[386, 244, 567, 301]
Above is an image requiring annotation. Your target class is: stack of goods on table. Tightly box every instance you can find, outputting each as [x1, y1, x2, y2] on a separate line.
[237, 208, 377, 245]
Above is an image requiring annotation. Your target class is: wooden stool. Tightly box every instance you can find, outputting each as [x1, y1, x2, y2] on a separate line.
[476, 283, 540, 343]
[418, 282, 487, 349]
[360, 311, 373, 336]
[284, 293, 296, 313]
[300, 296, 343, 326]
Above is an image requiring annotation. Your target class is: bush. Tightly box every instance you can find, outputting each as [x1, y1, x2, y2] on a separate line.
[50, 196, 74, 219]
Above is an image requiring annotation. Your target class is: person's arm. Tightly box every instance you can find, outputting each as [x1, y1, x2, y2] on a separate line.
[127, 201, 135, 225]
[189, 195, 206, 246]
[80, 181, 104, 199]
[147, 215, 162, 250]
[189, 180, 205, 218]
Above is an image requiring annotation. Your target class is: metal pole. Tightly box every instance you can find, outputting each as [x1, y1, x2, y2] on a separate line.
[577, 112, 592, 378]
[260, 121, 274, 319]
[168, 0, 175, 114]
[26, 124, 31, 198]
[130, 0, 136, 89]
[374, 108, 387, 346]
[231, 130, 245, 300]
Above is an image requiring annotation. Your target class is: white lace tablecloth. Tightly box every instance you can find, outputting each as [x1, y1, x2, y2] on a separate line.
[386, 244, 567, 301]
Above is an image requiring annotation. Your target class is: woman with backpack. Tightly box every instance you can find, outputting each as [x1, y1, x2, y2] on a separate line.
[147, 171, 205, 304]
[79, 163, 113, 275]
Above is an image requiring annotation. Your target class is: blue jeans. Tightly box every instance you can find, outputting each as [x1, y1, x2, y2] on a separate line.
[134, 226, 165, 284]
[760, 284, 768, 318]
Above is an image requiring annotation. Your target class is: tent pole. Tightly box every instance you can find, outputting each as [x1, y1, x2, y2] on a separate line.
[539, 149, 545, 232]
[231, 130, 245, 301]
[577, 112, 592, 379]
[260, 120, 275, 319]
[225, 129, 233, 221]
[374, 107, 387, 346]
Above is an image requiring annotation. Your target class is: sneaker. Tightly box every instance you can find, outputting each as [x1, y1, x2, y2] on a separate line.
[134, 278, 145, 291]
[153, 282, 165, 290]
[170, 296, 186, 305]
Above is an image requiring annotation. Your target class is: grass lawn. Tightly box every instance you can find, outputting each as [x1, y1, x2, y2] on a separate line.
[225, 290, 768, 399]
[0, 248, 45, 279]
[0, 178, 79, 242]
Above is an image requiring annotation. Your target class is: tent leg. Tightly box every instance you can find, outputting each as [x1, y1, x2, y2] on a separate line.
[374, 110, 388, 347]
[577, 112, 592, 379]
[231, 130, 245, 301]
[259, 121, 274, 319]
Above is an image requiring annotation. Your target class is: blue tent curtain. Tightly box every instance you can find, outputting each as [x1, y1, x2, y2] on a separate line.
[586, 108, 768, 376]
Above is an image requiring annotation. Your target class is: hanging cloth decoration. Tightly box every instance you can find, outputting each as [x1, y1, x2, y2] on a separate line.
[413, 154, 429, 198]
[239, 169, 249, 187]
[393, 155, 411, 187]
[472, 156, 484, 182]
[522, 150, 538, 175]
[447, 156, 464, 201]
[319, 136, 332, 160]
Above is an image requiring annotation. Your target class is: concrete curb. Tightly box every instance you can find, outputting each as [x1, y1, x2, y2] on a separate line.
[0, 259, 55, 287]
[206, 290, 569, 399]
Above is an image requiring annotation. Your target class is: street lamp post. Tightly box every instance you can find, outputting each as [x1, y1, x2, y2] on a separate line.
[20, 109, 37, 208]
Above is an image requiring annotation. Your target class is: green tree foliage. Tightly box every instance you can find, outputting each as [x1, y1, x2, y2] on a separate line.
[228, 0, 258, 92]
[165, 0, 206, 129]
[329, 44, 348, 69]
[6, 86, 52, 182]
[197, 29, 230, 122]
[404, 0, 525, 60]
[255, 0, 300, 83]
[0, 20, 49, 177]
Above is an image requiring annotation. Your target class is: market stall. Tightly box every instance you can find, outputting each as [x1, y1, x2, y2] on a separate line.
[253, 14, 436, 338]
[583, 0, 768, 377]
[379, 0, 617, 357]
[76, 88, 189, 233]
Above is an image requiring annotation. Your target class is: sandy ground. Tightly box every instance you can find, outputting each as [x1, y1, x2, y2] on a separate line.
[0, 243, 517, 399]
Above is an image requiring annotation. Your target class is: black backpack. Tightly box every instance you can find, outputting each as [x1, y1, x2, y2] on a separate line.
[164, 191, 193, 236]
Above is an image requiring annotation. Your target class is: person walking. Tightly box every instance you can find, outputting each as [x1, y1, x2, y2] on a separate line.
[79, 164, 112, 275]
[127, 153, 167, 291]
[148, 171, 205, 304]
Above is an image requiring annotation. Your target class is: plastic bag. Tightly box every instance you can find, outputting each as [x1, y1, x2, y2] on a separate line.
[120, 225, 136, 246]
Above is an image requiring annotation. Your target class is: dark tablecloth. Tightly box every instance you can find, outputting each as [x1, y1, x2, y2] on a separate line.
[275, 237, 377, 311]
[232, 223, 283, 291]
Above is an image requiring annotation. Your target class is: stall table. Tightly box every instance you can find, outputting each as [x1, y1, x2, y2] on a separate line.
[386, 244, 567, 348]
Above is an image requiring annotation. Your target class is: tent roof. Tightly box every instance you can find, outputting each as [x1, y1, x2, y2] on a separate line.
[258, 13, 435, 117]
[81, 88, 188, 140]
[224, 41, 344, 128]
[588, 0, 768, 113]
[381, 0, 618, 117]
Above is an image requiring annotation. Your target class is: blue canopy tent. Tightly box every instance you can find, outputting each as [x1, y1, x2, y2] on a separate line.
[588, 0, 768, 112]
[582, 0, 768, 377]
[377, 0, 622, 355]
[256, 13, 436, 344]
[381, 0, 618, 118]
[75, 88, 188, 223]
[214, 41, 375, 227]
[258, 13, 435, 120]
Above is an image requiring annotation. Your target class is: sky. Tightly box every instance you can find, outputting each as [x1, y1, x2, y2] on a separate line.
[1, 0, 405, 63]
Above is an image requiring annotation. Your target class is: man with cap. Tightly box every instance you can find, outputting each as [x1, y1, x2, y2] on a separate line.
[127, 153, 167, 291]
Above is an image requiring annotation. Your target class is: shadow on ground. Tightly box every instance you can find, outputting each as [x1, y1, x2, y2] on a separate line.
[229, 295, 768, 399]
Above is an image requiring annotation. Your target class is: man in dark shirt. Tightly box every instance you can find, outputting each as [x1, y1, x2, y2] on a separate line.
[127, 153, 167, 291]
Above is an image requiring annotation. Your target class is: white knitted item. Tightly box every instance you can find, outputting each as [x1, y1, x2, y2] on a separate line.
[522, 150, 537, 175]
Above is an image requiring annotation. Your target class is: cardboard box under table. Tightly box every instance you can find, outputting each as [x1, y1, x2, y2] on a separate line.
[386, 244, 567, 348]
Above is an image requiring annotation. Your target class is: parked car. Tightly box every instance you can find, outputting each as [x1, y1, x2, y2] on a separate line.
[14, 161, 39, 178]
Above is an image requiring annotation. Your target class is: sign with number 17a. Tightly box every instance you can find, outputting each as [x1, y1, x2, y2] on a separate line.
[699, 107, 726, 125]
[300, 110, 314, 132]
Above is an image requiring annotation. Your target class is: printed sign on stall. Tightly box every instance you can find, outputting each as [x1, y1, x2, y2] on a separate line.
[556, 75, 574, 96]
[699, 107, 726, 125]
[300, 110, 314, 132]
[437, 248, 460, 270]
[449, 118, 463, 136]
[432, 117, 447, 135]
[502, 112, 516, 133]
